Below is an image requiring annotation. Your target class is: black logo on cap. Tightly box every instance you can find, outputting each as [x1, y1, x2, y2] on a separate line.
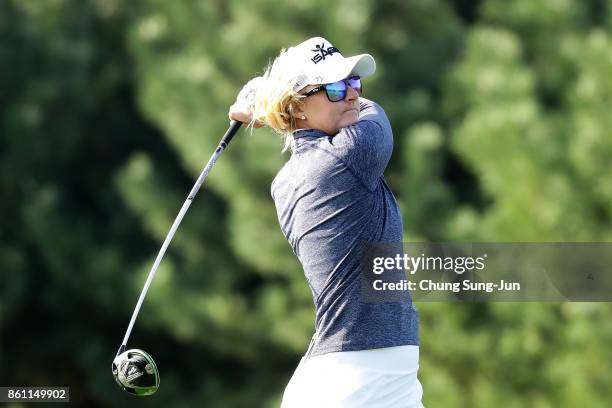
[311, 43, 340, 64]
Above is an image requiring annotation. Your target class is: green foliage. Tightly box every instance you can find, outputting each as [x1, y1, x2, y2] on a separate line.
[2, 0, 611, 406]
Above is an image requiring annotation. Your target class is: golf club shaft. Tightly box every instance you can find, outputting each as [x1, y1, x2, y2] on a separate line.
[117, 120, 242, 356]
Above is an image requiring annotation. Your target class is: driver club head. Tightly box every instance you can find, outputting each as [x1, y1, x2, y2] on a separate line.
[112, 349, 160, 396]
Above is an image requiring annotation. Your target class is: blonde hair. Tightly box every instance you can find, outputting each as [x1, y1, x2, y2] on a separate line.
[247, 48, 307, 153]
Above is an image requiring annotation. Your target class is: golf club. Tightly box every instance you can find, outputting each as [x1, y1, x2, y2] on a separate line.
[112, 120, 243, 396]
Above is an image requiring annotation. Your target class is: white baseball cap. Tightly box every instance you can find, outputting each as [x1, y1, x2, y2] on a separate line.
[282, 37, 376, 92]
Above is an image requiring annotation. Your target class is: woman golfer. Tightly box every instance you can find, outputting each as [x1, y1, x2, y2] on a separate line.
[229, 37, 423, 408]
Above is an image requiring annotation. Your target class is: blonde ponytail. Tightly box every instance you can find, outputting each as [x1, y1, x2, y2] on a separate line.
[248, 48, 306, 152]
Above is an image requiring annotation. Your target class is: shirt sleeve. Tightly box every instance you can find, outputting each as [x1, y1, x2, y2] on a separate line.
[327, 97, 394, 191]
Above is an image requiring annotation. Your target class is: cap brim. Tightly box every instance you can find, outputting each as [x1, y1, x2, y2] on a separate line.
[294, 53, 376, 91]
[321, 53, 376, 84]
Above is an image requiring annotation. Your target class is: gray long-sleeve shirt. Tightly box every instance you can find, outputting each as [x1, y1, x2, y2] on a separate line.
[271, 98, 419, 357]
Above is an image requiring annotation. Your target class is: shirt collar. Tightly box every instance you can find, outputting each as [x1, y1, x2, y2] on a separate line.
[293, 128, 330, 139]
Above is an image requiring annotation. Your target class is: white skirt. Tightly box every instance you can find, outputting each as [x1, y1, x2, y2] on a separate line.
[280, 345, 424, 408]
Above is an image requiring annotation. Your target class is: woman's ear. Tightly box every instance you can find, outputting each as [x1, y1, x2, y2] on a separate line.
[288, 103, 305, 120]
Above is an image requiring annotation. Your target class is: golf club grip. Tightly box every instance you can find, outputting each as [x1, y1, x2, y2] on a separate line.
[220, 120, 243, 149]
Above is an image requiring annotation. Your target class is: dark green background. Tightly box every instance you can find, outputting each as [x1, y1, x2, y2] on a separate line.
[2, 0, 611, 406]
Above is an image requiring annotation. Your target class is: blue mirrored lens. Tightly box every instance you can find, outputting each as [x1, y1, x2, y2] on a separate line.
[348, 76, 361, 93]
[325, 80, 347, 101]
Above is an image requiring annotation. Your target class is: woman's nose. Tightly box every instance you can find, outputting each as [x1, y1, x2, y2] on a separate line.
[345, 85, 359, 100]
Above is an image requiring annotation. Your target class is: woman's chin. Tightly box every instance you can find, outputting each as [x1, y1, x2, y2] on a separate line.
[340, 114, 360, 128]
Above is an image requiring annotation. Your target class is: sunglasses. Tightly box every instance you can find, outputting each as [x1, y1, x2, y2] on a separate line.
[302, 76, 362, 102]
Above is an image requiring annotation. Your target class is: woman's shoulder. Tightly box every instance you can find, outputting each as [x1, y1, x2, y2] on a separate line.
[356, 97, 391, 131]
